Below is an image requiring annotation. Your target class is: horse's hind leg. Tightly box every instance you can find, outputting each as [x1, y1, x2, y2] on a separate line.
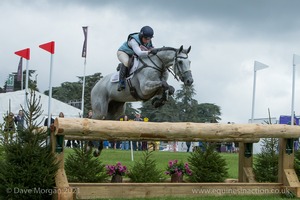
[92, 98, 108, 120]
[91, 98, 108, 157]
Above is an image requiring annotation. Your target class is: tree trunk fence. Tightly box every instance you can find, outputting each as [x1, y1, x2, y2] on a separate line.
[51, 118, 300, 199]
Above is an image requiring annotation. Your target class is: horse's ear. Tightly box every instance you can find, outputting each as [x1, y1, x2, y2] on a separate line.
[178, 45, 183, 53]
[187, 46, 191, 54]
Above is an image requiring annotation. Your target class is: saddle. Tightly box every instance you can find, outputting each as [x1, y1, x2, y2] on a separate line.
[115, 56, 142, 100]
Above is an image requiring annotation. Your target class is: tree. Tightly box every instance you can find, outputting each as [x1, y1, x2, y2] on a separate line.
[77, 72, 103, 114]
[44, 73, 103, 115]
[124, 102, 140, 119]
[175, 84, 198, 122]
[49, 82, 82, 105]
[139, 96, 179, 122]
[0, 90, 58, 200]
[188, 143, 228, 182]
[197, 103, 221, 123]
[138, 84, 222, 122]
[253, 138, 278, 182]
[65, 147, 107, 182]
[128, 151, 165, 182]
[2, 70, 38, 92]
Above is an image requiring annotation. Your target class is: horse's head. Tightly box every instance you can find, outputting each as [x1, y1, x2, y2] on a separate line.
[173, 45, 193, 86]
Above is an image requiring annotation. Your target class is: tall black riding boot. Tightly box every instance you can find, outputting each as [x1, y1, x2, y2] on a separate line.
[118, 64, 127, 91]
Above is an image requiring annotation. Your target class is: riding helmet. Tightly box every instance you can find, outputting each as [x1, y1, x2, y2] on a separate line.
[140, 26, 154, 39]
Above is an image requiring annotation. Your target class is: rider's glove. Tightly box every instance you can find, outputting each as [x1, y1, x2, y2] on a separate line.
[149, 49, 158, 55]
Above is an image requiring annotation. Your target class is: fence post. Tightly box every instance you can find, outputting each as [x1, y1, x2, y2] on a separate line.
[238, 142, 255, 182]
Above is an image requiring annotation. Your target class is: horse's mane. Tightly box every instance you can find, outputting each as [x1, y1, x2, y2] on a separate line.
[156, 46, 177, 52]
[156, 46, 189, 54]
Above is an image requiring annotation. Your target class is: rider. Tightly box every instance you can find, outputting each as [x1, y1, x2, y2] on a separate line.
[117, 25, 157, 91]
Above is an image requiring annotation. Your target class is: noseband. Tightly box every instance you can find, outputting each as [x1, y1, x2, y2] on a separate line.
[172, 50, 190, 82]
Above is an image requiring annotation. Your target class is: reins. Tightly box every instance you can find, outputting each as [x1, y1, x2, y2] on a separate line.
[133, 47, 189, 81]
[126, 47, 189, 101]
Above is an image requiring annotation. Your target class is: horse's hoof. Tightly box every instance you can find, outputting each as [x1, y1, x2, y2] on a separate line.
[93, 149, 100, 157]
[151, 97, 160, 108]
[168, 86, 175, 95]
[153, 101, 161, 108]
[152, 97, 165, 108]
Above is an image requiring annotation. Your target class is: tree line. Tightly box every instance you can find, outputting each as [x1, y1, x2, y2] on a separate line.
[1, 71, 221, 122]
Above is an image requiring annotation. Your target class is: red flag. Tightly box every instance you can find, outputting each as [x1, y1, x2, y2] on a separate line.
[39, 41, 55, 54]
[15, 48, 30, 60]
[17, 57, 23, 81]
[82, 26, 88, 58]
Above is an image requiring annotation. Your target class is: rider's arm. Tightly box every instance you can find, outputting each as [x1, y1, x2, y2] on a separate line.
[129, 39, 149, 57]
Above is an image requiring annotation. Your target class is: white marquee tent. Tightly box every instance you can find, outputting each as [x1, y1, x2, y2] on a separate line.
[0, 90, 81, 125]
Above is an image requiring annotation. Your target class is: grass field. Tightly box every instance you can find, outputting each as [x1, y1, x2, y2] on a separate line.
[65, 148, 239, 179]
[65, 149, 291, 199]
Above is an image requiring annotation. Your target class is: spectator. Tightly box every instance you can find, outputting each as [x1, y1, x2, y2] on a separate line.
[86, 110, 93, 119]
[4, 112, 15, 132]
[226, 142, 233, 153]
[3, 112, 15, 143]
[44, 114, 54, 127]
[134, 113, 143, 150]
[120, 115, 129, 150]
[186, 141, 191, 152]
[59, 112, 64, 118]
[15, 110, 25, 131]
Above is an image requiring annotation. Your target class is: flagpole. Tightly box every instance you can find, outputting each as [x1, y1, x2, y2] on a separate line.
[24, 59, 29, 110]
[39, 41, 55, 147]
[130, 141, 134, 161]
[21, 59, 24, 90]
[250, 61, 268, 123]
[15, 48, 30, 109]
[47, 54, 54, 128]
[291, 54, 300, 126]
[81, 26, 88, 118]
[81, 58, 86, 117]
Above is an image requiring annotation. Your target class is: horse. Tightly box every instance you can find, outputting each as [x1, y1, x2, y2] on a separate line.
[91, 45, 193, 120]
[89, 45, 193, 156]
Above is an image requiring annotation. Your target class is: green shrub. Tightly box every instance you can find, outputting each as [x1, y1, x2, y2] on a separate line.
[188, 143, 228, 182]
[294, 148, 300, 179]
[253, 138, 278, 182]
[128, 151, 165, 182]
[65, 146, 108, 182]
[0, 90, 59, 200]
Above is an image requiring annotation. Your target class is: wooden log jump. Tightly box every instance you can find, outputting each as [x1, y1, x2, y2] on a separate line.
[51, 118, 300, 199]
[54, 118, 300, 140]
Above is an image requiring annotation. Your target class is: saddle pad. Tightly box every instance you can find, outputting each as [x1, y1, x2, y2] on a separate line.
[110, 58, 139, 83]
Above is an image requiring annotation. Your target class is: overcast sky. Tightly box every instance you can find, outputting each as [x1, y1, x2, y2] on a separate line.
[1, 0, 300, 124]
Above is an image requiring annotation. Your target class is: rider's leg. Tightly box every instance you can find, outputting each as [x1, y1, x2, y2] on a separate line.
[117, 51, 129, 91]
[118, 64, 127, 91]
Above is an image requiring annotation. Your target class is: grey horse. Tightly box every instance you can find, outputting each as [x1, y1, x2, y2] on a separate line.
[91, 45, 193, 121]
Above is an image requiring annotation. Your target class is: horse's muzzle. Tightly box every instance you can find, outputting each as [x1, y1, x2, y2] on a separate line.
[183, 71, 193, 86]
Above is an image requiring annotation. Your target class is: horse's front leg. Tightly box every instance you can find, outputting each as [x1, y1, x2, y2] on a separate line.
[140, 80, 162, 95]
[141, 80, 174, 95]
[141, 80, 174, 108]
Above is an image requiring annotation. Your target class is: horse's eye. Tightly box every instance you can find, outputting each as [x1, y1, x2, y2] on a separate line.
[178, 60, 183, 65]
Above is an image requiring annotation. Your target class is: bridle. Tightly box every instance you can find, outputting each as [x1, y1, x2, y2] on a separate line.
[172, 49, 190, 82]
[127, 46, 191, 101]
[137, 47, 190, 81]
